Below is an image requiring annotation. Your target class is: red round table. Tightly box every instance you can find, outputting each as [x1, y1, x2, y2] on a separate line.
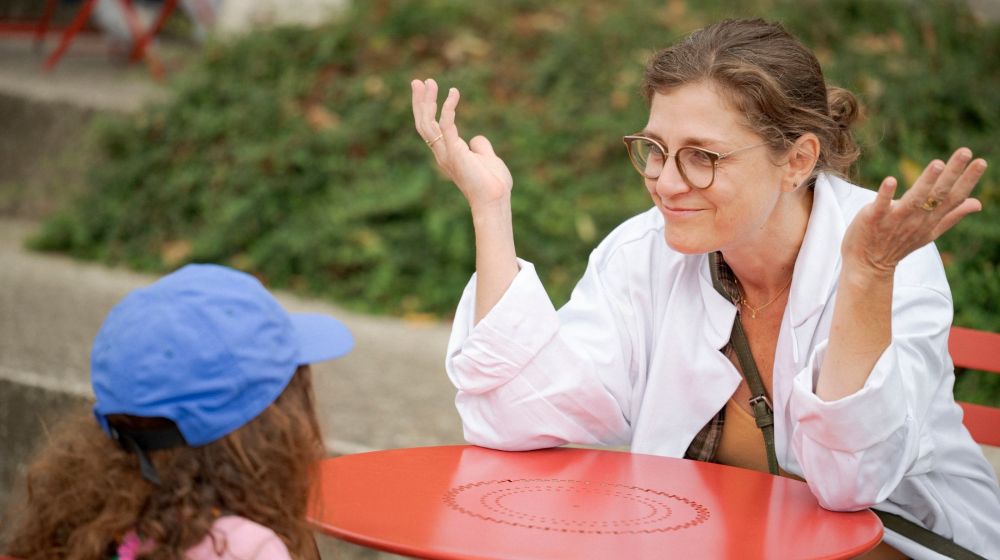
[308, 445, 883, 559]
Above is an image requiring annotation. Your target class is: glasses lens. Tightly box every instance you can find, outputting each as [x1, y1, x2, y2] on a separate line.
[676, 147, 715, 189]
[628, 138, 665, 179]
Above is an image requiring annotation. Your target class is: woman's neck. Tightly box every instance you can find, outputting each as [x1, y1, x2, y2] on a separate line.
[721, 187, 813, 301]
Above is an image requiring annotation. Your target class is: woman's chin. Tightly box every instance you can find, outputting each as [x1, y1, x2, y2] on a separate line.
[663, 230, 716, 255]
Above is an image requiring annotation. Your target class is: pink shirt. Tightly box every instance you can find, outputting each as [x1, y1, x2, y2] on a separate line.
[185, 516, 292, 560]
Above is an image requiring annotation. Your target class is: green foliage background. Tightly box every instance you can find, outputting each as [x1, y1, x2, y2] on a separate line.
[32, 0, 999, 403]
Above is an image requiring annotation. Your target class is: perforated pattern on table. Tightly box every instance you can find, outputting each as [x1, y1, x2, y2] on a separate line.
[310, 446, 885, 559]
[444, 478, 710, 534]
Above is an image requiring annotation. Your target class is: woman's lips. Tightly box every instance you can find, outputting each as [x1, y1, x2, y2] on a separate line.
[661, 205, 704, 218]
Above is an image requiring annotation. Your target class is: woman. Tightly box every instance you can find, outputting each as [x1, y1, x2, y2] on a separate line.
[411, 18, 999, 559]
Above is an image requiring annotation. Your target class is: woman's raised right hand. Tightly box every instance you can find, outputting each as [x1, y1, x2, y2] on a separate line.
[411, 78, 513, 211]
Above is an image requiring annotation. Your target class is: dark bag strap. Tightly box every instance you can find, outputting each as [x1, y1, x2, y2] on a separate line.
[708, 252, 778, 475]
[873, 510, 988, 560]
[708, 251, 987, 560]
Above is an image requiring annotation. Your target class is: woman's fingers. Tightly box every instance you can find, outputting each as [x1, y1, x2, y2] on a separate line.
[931, 198, 982, 239]
[469, 135, 496, 157]
[422, 79, 440, 139]
[411, 78, 439, 139]
[924, 148, 972, 207]
[439, 87, 460, 144]
[426, 86, 460, 166]
[410, 79, 473, 176]
[947, 157, 988, 205]
[422, 78, 438, 110]
[411, 79, 435, 141]
[411, 78, 450, 164]
[873, 176, 897, 215]
[410, 79, 424, 130]
[906, 159, 946, 211]
[903, 151, 986, 241]
[900, 149, 988, 219]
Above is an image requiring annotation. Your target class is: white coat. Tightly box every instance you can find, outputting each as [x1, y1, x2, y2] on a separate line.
[445, 174, 1000, 559]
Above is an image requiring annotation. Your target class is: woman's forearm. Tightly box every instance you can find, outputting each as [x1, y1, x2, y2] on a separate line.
[817, 151, 985, 400]
[815, 263, 894, 401]
[471, 197, 519, 324]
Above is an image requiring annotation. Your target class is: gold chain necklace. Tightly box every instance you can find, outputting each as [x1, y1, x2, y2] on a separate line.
[736, 276, 793, 319]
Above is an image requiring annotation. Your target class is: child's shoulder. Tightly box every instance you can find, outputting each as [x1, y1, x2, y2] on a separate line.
[185, 516, 291, 560]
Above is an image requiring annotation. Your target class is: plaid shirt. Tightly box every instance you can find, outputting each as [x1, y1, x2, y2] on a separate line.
[683, 252, 742, 462]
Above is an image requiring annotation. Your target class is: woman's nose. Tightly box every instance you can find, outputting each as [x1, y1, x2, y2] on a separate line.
[654, 159, 691, 199]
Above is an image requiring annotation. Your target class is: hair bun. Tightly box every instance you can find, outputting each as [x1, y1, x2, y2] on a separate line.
[827, 86, 861, 130]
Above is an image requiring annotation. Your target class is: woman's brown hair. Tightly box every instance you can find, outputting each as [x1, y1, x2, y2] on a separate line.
[4, 366, 323, 560]
[642, 18, 862, 182]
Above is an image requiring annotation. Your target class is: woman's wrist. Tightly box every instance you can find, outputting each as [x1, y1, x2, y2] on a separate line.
[470, 196, 513, 229]
[840, 258, 896, 287]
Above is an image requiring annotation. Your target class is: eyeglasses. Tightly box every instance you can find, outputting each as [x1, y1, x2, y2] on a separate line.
[622, 135, 769, 189]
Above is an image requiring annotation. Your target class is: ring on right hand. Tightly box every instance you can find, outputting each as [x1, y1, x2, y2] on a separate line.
[920, 196, 941, 212]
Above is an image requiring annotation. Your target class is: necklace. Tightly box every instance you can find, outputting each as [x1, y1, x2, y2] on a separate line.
[736, 276, 793, 319]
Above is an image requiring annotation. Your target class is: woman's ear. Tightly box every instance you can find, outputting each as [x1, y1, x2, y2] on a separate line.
[783, 133, 820, 191]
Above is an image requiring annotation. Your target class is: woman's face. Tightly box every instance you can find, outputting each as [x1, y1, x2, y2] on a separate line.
[640, 82, 789, 254]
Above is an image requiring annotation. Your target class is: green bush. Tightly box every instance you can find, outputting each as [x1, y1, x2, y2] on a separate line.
[31, 0, 999, 401]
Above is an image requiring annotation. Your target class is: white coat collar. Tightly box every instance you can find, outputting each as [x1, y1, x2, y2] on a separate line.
[788, 174, 848, 328]
[696, 173, 849, 335]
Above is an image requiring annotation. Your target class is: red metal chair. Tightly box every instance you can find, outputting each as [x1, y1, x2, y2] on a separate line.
[0, 0, 94, 40]
[949, 325, 1000, 447]
[35, 0, 178, 79]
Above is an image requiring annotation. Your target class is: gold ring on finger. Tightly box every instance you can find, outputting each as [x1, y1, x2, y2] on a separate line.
[920, 196, 941, 212]
[426, 133, 444, 147]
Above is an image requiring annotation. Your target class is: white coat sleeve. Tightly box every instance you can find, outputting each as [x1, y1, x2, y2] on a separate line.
[445, 252, 639, 451]
[789, 251, 953, 511]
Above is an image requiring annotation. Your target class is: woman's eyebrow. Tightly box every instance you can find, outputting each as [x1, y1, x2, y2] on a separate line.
[637, 129, 726, 149]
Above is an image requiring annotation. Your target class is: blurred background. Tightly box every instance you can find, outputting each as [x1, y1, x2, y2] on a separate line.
[1, 0, 998, 557]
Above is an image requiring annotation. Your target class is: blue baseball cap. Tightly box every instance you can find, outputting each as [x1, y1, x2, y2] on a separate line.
[91, 264, 354, 447]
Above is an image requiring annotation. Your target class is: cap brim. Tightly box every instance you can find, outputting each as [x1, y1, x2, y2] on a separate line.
[290, 313, 355, 364]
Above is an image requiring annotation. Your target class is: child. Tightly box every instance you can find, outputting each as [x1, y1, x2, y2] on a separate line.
[4, 264, 354, 559]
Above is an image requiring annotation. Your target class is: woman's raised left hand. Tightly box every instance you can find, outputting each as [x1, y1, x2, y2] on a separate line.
[841, 148, 986, 275]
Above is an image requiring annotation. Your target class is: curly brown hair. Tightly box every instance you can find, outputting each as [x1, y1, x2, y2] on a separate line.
[4, 366, 323, 560]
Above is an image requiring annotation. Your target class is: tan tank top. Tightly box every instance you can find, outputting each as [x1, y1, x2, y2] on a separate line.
[715, 398, 906, 560]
